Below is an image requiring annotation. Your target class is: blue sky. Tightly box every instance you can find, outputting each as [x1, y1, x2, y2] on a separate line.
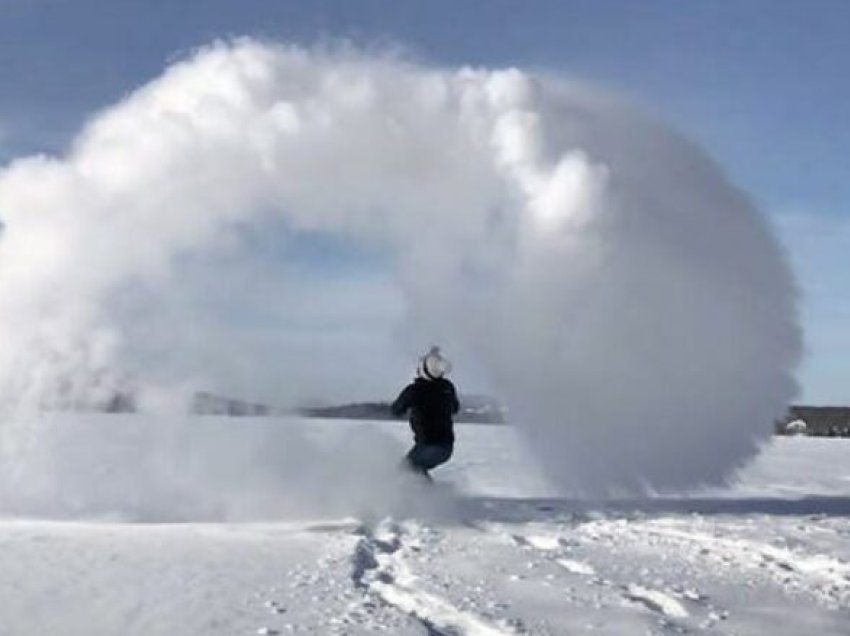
[0, 0, 847, 403]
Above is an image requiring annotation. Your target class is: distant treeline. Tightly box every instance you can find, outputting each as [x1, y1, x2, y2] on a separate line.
[103, 393, 850, 435]
[777, 406, 850, 438]
[102, 391, 273, 417]
[102, 390, 506, 423]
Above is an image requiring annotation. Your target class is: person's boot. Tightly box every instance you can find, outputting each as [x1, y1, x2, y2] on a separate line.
[401, 456, 433, 483]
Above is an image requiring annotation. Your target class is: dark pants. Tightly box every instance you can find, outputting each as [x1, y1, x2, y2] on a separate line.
[405, 443, 453, 475]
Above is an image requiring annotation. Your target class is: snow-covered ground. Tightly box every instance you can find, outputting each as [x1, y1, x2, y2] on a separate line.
[1, 417, 849, 635]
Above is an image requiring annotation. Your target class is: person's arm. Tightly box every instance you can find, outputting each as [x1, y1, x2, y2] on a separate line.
[391, 384, 414, 417]
[450, 382, 460, 415]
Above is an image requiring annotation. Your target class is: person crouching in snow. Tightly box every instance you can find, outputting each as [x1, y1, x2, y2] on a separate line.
[391, 346, 460, 480]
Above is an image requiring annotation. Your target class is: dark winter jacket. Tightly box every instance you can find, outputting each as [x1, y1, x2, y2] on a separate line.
[391, 377, 460, 446]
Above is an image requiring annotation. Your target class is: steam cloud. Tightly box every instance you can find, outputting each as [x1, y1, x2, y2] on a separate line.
[0, 40, 799, 504]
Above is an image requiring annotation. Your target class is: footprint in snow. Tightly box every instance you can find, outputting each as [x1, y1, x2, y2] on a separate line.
[556, 558, 596, 576]
[623, 584, 689, 619]
[510, 533, 563, 551]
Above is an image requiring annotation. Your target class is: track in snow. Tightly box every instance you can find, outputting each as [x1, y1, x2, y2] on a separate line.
[351, 519, 521, 636]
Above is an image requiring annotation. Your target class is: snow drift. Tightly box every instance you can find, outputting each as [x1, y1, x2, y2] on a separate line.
[0, 39, 799, 508]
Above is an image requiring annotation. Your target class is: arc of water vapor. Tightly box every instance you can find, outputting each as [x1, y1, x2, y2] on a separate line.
[0, 40, 800, 496]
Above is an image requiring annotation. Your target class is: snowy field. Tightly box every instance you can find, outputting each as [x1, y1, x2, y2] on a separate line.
[1, 416, 849, 635]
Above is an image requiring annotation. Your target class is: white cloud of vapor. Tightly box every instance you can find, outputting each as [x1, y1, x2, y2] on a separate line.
[0, 40, 800, 500]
